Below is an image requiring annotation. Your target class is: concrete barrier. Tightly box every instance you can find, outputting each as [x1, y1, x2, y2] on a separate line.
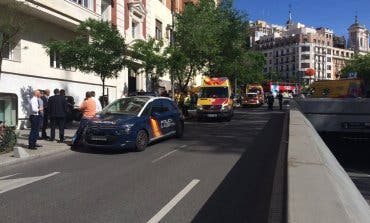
[288, 101, 370, 223]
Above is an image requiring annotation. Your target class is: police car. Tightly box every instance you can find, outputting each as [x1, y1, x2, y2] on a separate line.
[82, 96, 184, 151]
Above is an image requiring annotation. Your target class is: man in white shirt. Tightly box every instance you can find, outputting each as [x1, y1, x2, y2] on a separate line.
[91, 91, 102, 112]
[28, 90, 43, 149]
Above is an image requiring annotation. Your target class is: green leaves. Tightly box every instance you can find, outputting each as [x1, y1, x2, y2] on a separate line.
[131, 37, 167, 91]
[342, 53, 370, 83]
[171, 0, 265, 90]
[44, 19, 127, 98]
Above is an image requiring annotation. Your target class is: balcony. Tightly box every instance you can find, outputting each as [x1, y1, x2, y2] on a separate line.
[21, 0, 100, 29]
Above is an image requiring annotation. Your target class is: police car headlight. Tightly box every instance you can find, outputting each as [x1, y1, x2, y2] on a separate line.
[121, 124, 134, 134]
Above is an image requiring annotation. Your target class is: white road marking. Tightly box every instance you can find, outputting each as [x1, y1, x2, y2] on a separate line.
[152, 145, 187, 163]
[0, 172, 60, 194]
[348, 172, 370, 178]
[0, 173, 20, 180]
[147, 179, 200, 223]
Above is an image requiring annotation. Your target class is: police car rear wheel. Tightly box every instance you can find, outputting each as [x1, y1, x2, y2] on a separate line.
[135, 130, 148, 151]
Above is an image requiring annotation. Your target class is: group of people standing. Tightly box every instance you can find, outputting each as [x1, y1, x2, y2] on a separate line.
[266, 91, 284, 111]
[28, 89, 102, 150]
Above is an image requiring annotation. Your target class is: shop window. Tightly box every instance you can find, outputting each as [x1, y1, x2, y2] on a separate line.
[0, 93, 18, 127]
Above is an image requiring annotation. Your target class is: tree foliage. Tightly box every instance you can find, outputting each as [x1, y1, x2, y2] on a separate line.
[131, 37, 167, 91]
[0, 1, 26, 75]
[342, 53, 370, 84]
[44, 19, 127, 103]
[170, 0, 265, 90]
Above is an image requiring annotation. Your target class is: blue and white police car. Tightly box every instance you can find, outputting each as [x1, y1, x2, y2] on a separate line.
[82, 96, 184, 151]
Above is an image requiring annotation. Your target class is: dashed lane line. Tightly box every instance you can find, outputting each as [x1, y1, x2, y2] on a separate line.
[151, 145, 187, 163]
[147, 179, 200, 223]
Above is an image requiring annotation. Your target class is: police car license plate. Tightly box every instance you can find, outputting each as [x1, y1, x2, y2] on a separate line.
[207, 114, 217, 118]
[91, 136, 107, 141]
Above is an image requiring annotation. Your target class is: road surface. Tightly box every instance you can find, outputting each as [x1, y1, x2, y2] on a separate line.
[0, 106, 287, 223]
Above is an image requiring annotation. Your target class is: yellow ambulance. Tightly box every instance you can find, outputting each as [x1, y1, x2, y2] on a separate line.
[196, 77, 234, 121]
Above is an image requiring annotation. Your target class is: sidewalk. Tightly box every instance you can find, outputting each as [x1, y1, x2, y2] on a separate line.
[0, 127, 77, 167]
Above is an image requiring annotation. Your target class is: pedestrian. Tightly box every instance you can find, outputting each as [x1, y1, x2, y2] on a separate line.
[48, 88, 67, 143]
[267, 92, 275, 111]
[37, 89, 45, 139]
[41, 89, 50, 139]
[91, 91, 102, 113]
[277, 91, 283, 110]
[71, 91, 96, 147]
[28, 90, 43, 150]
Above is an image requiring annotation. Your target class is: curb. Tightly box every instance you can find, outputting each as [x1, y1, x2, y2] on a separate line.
[268, 110, 289, 223]
[0, 146, 71, 168]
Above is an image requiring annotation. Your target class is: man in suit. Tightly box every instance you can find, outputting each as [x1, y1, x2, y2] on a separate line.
[48, 88, 67, 143]
[41, 89, 50, 139]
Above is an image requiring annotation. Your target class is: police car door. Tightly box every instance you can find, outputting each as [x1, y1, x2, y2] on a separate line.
[160, 99, 177, 135]
[149, 99, 167, 139]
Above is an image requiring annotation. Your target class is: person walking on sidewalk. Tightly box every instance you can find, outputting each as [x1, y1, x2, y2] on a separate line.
[267, 92, 275, 111]
[40, 89, 50, 139]
[71, 91, 96, 147]
[91, 91, 102, 113]
[28, 90, 43, 150]
[48, 89, 67, 143]
[277, 91, 283, 110]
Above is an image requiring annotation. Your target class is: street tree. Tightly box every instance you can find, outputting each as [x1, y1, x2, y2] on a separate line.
[0, 1, 26, 76]
[131, 37, 167, 92]
[172, 0, 264, 90]
[44, 19, 127, 105]
[165, 46, 196, 93]
[342, 53, 370, 85]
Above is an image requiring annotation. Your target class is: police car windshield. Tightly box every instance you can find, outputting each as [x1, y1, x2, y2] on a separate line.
[199, 87, 228, 98]
[102, 97, 149, 116]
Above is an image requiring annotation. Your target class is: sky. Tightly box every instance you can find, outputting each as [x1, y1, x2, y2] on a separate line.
[233, 0, 370, 38]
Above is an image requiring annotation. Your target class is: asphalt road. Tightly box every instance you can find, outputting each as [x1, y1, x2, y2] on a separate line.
[0, 106, 287, 223]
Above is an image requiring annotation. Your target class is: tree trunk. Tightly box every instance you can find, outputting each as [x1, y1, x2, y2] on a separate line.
[0, 55, 3, 77]
[0, 45, 3, 77]
[101, 77, 106, 107]
[145, 71, 150, 92]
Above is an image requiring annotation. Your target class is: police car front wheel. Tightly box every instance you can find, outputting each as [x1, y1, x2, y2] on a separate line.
[135, 130, 148, 152]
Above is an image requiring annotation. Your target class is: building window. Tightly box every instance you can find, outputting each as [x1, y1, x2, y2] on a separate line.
[50, 50, 71, 70]
[327, 73, 331, 79]
[301, 63, 310, 69]
[101, 0, 111, 21]
[301, 46, 310, 52]
[0, 93, 18, 126]
[327, 49, 331, 54]
[132, 22, 139, 39]
[1, 40, 21, 62]
[301, 54, 310, 60]
[69, 0, 93, 10]
[155, 19, 163, 40]
[327, 65, 331, 70]
[1, 42, 11, 59]
[327, 57, 331, 62]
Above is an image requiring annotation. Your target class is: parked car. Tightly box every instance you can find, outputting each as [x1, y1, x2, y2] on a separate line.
[81, 96, 184, 151]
